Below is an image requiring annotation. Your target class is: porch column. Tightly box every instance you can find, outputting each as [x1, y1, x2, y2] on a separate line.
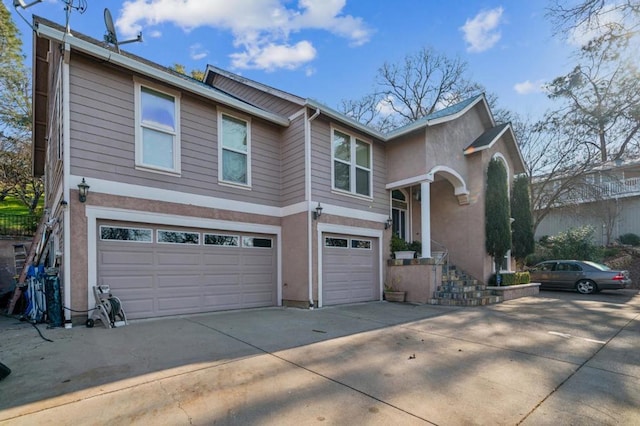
[420, 181, 431, 258]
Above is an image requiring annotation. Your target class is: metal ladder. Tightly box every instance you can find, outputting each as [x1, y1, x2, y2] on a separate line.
[13, 244, 27, 276]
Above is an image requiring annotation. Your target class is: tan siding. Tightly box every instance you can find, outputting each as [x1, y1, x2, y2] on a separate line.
[310, 117, 388, 215]
[68, 55, 285, 208]
[213, 75, 302, 117]
[281, 114, 306, 205]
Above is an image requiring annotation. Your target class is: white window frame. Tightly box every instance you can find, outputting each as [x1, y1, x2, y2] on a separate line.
[218, 110, 252, 188]
[134, 79, 181, 175]
[331, 127, 373, 199]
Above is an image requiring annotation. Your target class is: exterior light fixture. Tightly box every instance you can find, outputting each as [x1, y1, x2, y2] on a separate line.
[77, 178, 90, 203]
[385, 217, 393, 230]
[313, 203, 323, 220]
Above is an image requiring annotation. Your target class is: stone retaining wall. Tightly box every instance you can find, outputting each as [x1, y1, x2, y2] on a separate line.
[487, 283, 540, 301]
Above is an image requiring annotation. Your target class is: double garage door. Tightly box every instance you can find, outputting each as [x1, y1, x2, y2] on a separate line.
[322, 234, 379, 306]
[97, 221, 277, 319]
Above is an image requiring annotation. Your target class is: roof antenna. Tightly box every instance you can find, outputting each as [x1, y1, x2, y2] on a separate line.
[62, 0, 87, 34]
[104, 8, 143, 53]
[12, 0, 42, 33]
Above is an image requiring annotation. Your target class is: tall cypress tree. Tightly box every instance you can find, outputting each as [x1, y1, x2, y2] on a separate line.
[485, 158, 511, 273]
[511, 174, 534, 267]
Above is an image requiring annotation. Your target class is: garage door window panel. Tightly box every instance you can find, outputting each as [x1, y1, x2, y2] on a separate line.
[204, 234, 239, 246]
[242, 237, 272, 248]
[325, 237, 348, 248]
[157, 230, 200, 244]
[100, 226, 152, 242]
[351, 239, 372, 249]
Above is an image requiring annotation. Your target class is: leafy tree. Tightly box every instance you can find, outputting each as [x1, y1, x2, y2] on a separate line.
[169, 63, 205, 81]
[511, 174, 535, 268]
[485, 158, 511, 272]
[0, 2, 43, 209]
[339, 46, 486, 132]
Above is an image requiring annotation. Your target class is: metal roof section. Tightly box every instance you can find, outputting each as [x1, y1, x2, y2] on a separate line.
[464, 122, 527, 174]
[33, 17, 290, 128]
[205, 65, 306, 106]
[464, 122, 510, 154]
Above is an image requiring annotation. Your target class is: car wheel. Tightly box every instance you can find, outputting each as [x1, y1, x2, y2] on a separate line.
[576, 279, 597, 294]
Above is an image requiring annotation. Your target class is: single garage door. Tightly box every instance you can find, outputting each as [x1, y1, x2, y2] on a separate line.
[97, 221, 277, 319]
[322, 234, 379, 306]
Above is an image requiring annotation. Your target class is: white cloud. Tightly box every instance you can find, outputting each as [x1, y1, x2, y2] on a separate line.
[149, 30, 162, 38]
[460, 7, 504, 53]
[116, 0, 371, 71]
[189, 43, 208, 61]
[513, 80, 544, 95]
[375, 95, 397, 117]
[230, 40, 316, 71]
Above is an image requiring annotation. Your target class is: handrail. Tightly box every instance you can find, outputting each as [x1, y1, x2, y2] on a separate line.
[431, 239, 449, 278]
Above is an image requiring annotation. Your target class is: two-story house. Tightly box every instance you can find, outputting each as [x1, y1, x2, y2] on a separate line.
[31, 17, 525, 324]
[534, 158, 640, 245]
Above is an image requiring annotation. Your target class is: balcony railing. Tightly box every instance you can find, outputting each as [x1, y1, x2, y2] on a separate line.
[537, 177, 640, 208]
[0, 214, 41, 237]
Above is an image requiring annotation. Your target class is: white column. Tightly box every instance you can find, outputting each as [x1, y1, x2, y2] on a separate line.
[420, 181, 431, 258]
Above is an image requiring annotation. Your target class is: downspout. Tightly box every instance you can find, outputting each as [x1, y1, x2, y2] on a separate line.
[62, 44, 72, 325]
[306, 107, 320, 308]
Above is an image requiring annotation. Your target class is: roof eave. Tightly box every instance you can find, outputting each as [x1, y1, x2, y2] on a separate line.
[305, 99, 387, 141]
[35, 23, 290, 127]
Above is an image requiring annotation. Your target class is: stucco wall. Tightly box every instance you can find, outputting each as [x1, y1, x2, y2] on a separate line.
[281, 212, 309, 303]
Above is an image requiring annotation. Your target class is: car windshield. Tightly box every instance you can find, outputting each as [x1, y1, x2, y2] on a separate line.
[583, 261, 611, 271]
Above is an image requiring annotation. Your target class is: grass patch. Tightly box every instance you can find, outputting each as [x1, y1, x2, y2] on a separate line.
[0, 196, 44, 216]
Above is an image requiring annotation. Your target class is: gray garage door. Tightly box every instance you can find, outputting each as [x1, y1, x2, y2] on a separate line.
[97, 221, 277, 319]
[322, 234, 379, 306]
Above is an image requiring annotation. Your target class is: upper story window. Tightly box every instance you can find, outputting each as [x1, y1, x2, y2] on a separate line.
[135, 81, 181, 174]
[332, 129, 371, 197]
[219, 112, 251, 187]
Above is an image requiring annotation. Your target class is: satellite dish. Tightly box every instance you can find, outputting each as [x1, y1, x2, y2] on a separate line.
[104, 8, 142, 53]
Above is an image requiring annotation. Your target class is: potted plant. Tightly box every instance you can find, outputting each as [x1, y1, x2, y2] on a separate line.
[391, 233, 415, 259]
[384, 279, 406, 302]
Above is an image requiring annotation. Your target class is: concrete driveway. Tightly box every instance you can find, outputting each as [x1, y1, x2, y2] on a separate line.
[1, 290, 639, 425]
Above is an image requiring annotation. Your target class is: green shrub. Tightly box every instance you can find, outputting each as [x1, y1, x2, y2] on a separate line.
[489, 272, 530, 286]
[619, 233, 640, 246]
[603, 247, 621, 258]
[536, 226, 603, 262]
[516, 271, 530, 284]
[407, 240, 422, 253]
[390, 233, 408, 253]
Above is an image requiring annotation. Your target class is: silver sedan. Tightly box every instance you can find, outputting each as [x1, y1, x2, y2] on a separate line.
[529, 260, 632, 294]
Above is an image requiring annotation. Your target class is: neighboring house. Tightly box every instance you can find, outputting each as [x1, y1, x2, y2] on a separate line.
[534, 158, 640, 245]
[31, 17, 525, 323]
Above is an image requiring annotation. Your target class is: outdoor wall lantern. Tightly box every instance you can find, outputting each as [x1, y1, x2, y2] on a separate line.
[385, 217, 393, 229]
[313, 203, 323, 220]
[77, 178, 90, 203]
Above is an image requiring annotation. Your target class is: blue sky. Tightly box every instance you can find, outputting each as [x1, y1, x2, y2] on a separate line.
[8, 0, 580, 121]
